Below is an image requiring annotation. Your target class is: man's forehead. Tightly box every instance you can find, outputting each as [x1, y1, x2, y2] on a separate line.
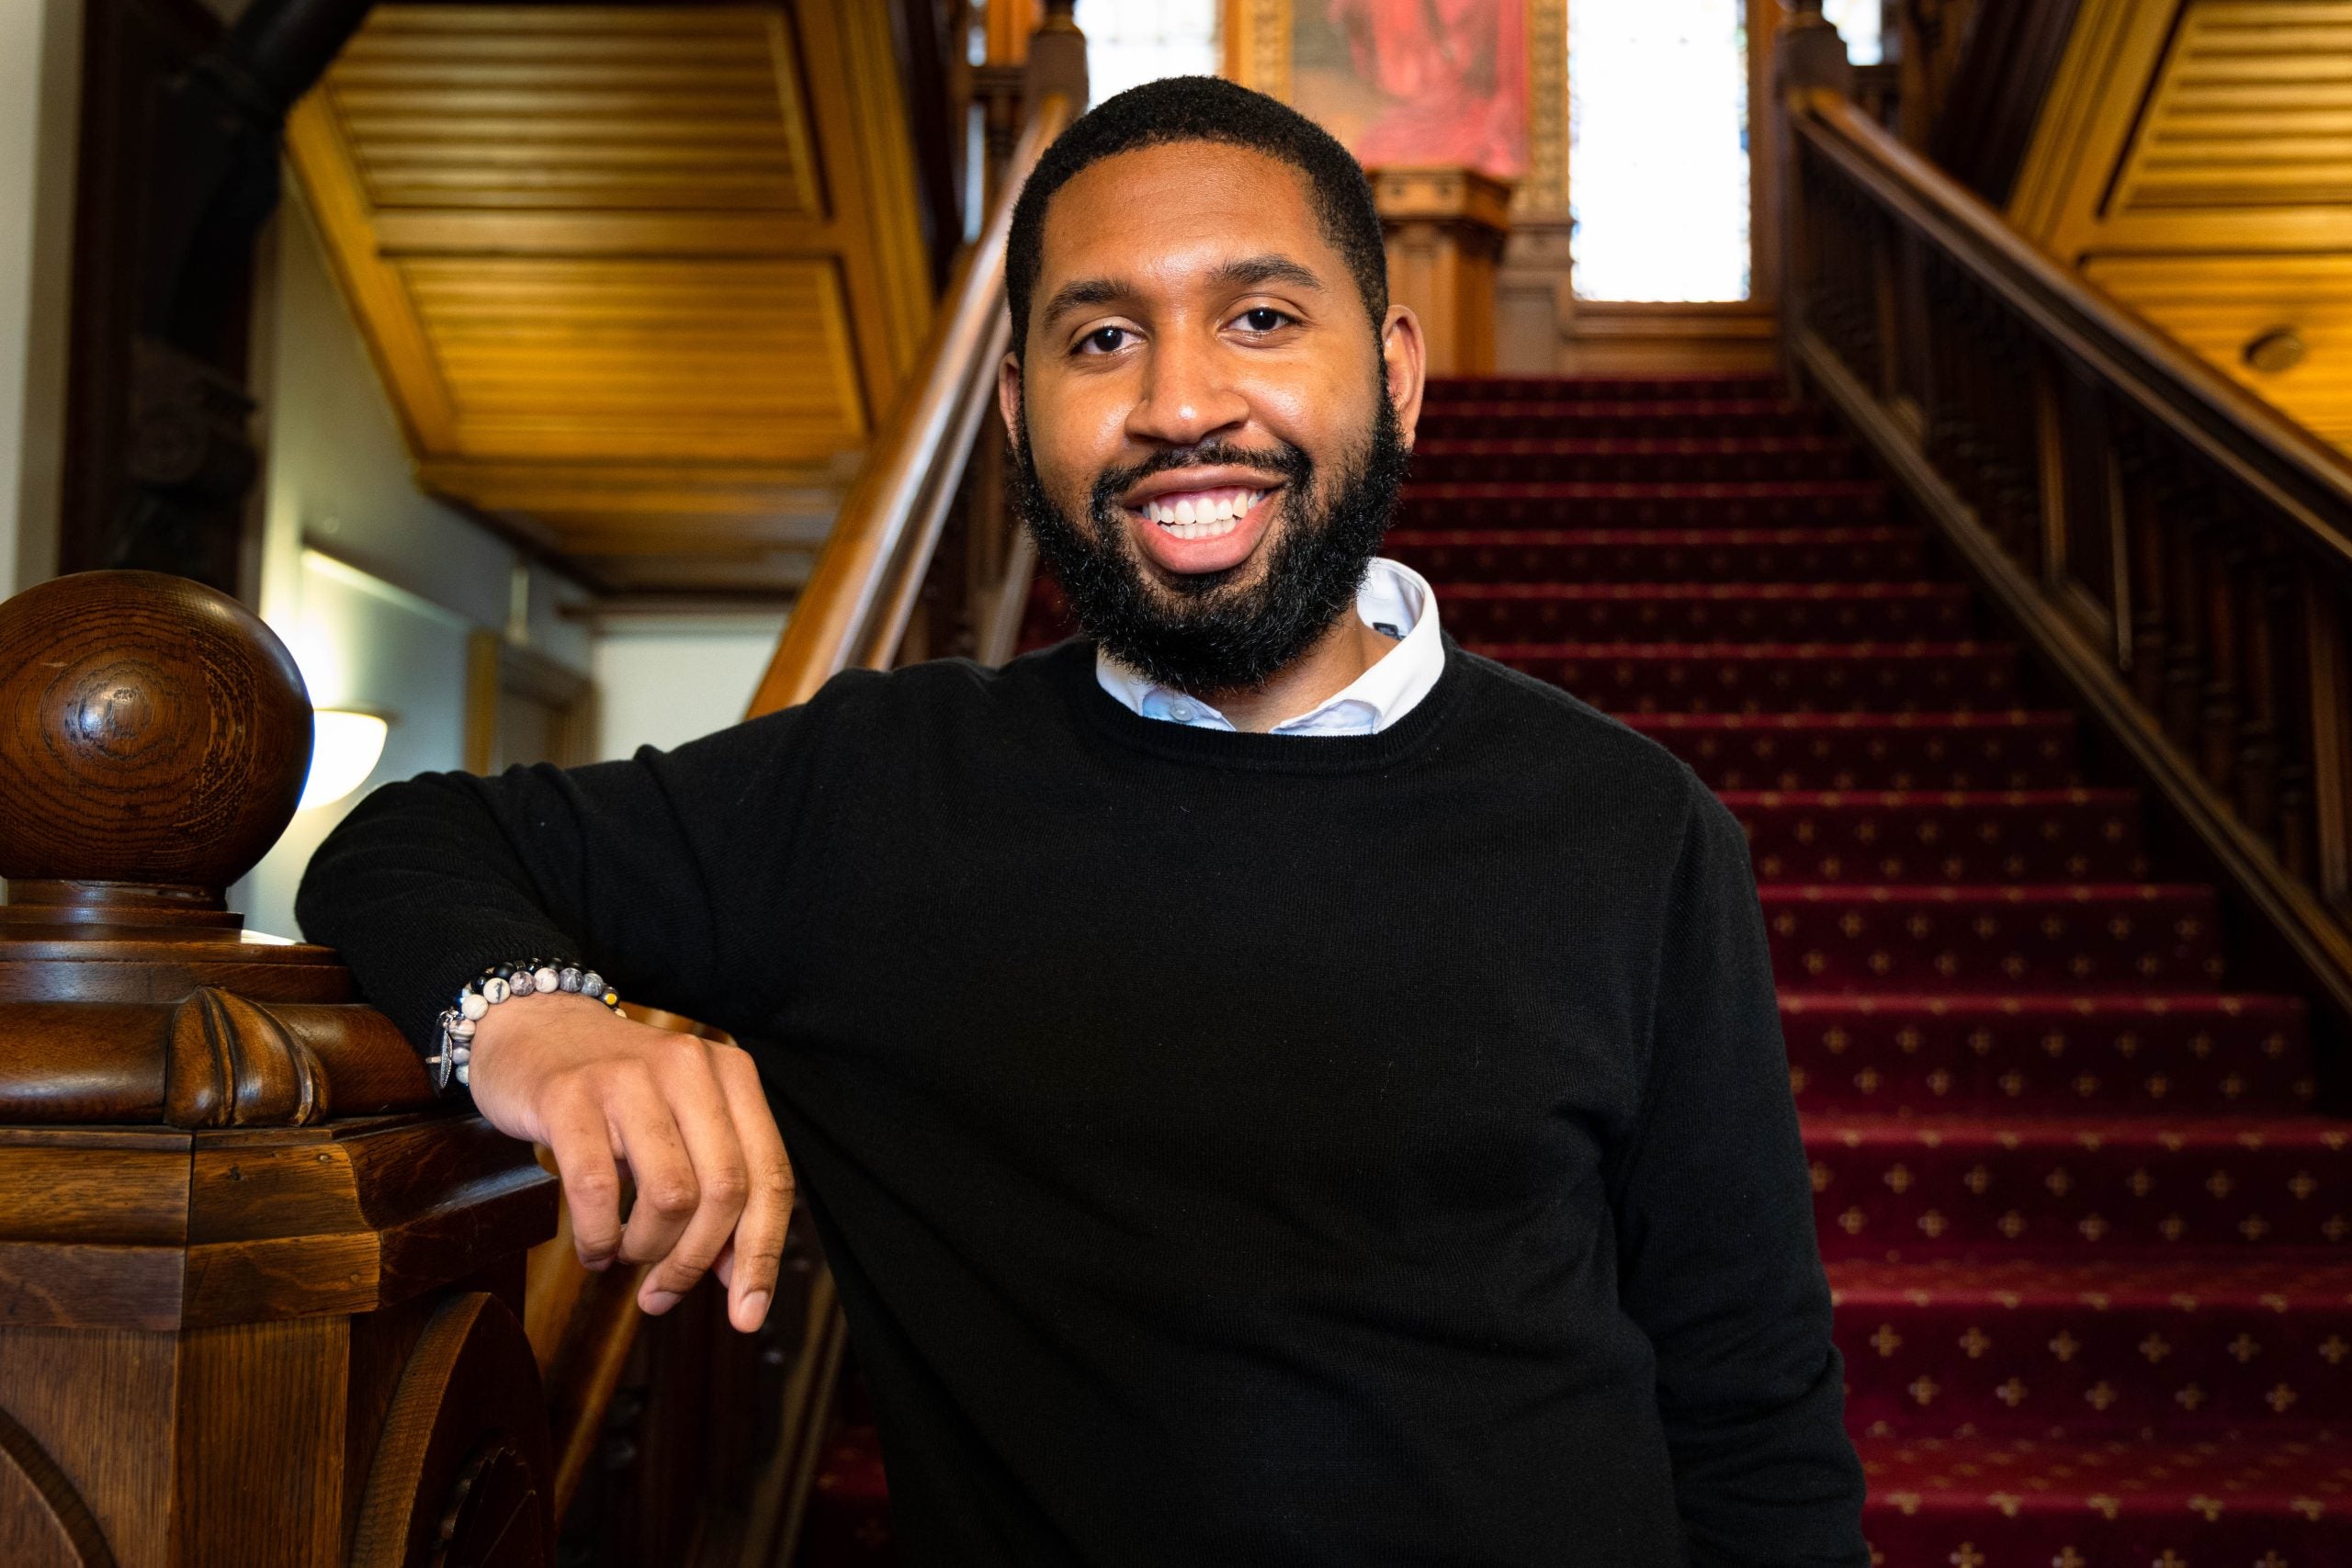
[1039, 141, 1328, 279]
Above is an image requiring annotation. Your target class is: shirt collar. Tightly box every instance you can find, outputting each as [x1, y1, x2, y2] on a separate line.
[1093, 558, 1444, 737]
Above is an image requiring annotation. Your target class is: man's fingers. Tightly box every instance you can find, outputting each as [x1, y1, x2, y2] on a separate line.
[605, 1075, 701, 1284]
[716, 1045, 794, 1332]
[544, 1087, 625, 1269]
[635, 1041, 752, 1314]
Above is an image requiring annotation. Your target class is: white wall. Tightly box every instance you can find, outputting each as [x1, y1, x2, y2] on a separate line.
[594, 616, 790, 761]
[0, 0, 82, 599]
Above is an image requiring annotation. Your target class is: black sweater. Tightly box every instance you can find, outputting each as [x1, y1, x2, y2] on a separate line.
[298, 637, 1866, 1567]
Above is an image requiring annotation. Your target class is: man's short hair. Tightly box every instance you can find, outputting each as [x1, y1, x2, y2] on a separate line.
[1005, 76, 1390, 354]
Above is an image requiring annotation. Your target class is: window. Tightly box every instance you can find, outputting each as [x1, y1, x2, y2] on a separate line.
[1823, 0, 1883, 67]
[1074, 0, 1221, 106]
[1564, 1, 1879, 303]
[1568, 0, 1752, 302]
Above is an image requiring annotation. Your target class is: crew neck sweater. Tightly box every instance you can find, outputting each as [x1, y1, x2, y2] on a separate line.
[297, 637, 1866, 1568]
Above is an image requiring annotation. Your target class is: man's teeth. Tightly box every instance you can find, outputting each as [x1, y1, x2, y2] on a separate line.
[1141, 489, 1264, 540]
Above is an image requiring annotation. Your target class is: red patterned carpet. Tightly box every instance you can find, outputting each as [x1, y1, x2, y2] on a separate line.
[797, 376, 2352, 1567]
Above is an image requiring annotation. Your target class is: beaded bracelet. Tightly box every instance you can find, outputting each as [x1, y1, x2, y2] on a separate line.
[430, 960, 619, 1092]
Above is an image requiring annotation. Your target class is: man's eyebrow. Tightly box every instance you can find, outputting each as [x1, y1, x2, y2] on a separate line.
[1039, 276, 1130, 327]
[1036, 254, 1329, 329]
[1209, 254, 1325, 293]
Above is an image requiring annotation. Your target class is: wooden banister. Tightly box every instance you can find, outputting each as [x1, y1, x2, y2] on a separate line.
[1790, 90, 2352, 569]
[1774, 16, 2352, 1040]
[750, 96, 1071, 716]
[537, 85, 1081, 1568]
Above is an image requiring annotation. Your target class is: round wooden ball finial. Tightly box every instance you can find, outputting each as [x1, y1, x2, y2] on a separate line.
[0, 570, 313, 900]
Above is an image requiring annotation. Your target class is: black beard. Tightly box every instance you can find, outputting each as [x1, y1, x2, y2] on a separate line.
[1012, 388, 1408, 696]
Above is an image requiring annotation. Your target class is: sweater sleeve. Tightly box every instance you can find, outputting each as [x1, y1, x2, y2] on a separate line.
[1607, 774, 1869, 1567]
[295, 692, 841, 1055]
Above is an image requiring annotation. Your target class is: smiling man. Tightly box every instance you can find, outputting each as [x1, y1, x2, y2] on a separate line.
[299, 78, 1866, 1567]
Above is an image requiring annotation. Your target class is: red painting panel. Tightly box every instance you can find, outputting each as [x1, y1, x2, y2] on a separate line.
[1291, 0, 1531, 178]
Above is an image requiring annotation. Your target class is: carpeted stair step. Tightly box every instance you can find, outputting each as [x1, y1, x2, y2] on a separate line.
[1411, 435, 1866, 484]
[1392, 526, 1929, 584]
[1439, 581, 1973, 643]
[1393, 480, 1890, 529]
[1476, 640, 2019, 714]
[1727, 789, 2144, 885]
[1806, 1115, 2352, 1258]
[1416, 398, 1827, 441]
[1759, 884, 2224, 990]
[1423, 372, 1788, 404]
[1856, 1432, 2352, 1566]
[1831, 1257, 2352, 1437]
[1630, 712, 2082, 791]
[1781, 991, 2315, 1118]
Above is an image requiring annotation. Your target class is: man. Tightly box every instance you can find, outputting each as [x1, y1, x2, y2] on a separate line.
[300, 77, 1866, 1566]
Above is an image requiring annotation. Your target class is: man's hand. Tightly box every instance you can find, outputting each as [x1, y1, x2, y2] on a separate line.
[467, 992, 792, 1332]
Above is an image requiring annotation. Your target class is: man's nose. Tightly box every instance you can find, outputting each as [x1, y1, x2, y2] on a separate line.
[1125, 333, 1249, 449]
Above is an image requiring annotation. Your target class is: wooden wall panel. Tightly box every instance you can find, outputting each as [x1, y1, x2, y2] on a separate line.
[2086, 252, 2352, 442]
[2009, 0, 2352, 463]
[2110, 3, 2352, 215]
[327, 10, 825, 216]
[398, 256, 866, 462]
[285, 3, 931, 596]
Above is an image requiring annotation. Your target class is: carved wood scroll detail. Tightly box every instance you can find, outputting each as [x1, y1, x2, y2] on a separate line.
[0, 1405, 116, 1568]
[352, 1292, 553, 1568]
[165, 987, 329, 1129]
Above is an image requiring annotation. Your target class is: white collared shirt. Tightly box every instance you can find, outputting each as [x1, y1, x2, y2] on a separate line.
[1093, 557, 1443, 737]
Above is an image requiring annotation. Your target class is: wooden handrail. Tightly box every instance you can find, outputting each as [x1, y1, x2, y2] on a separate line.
[748, 95, 1071, 717]
[1776, 56, 2352, 1033]
[1790, 88, 2352, 572]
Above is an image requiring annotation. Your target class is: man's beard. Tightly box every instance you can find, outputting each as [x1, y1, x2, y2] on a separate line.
[1012, 387, 1409, 695]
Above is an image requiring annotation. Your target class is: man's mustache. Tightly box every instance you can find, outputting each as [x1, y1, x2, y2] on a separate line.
[1088, 439, 1314, 514]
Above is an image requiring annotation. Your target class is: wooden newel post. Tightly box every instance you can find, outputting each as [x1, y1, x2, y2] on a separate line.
[0, 570, 559, 1568]
[1773, 0, 1853, 393]
[1777, 0, 1856, 97]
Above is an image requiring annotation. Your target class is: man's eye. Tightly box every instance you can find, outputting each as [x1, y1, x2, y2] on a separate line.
[1079, 326, 1131, 355]
[1237, 308, 1292, 333]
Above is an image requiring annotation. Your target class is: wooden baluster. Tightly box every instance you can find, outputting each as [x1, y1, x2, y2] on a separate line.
[2120, 423, 2171, 709]
[2238, 540, 2290, 848]
[1984, 312, 2039, 563]
[2306, 574, 2352, 912]
[2162, 498, 2211, 754]
[2198, 507, 2249, 797]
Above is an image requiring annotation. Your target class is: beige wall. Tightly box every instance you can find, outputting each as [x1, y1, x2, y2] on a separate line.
[594, 616, 790, 762]
[0, 0, 81, 599]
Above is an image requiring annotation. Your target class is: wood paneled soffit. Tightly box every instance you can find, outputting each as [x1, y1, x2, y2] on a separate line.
[287, 4, 933, 596]
[2009, 1, 2352, 457]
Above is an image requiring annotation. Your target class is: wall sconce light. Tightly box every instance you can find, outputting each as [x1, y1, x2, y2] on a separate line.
[300, 708, 391, 811]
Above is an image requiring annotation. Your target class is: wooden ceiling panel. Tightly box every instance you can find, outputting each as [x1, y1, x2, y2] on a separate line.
[285, 2, 932, 598]
[400, 255, 866, 461]
[2114, 2, 2352, 212]
[2009, 0, 2352, 462]
[326, 7, 823, 215]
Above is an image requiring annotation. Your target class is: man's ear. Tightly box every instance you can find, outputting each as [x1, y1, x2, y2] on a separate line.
[1380, 305, 1428, 450]
[997, 351, 1024, 448]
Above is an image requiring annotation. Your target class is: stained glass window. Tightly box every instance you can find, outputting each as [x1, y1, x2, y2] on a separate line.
[1566, 1, 1882, 302]
[1568, 0, 1753, 302]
